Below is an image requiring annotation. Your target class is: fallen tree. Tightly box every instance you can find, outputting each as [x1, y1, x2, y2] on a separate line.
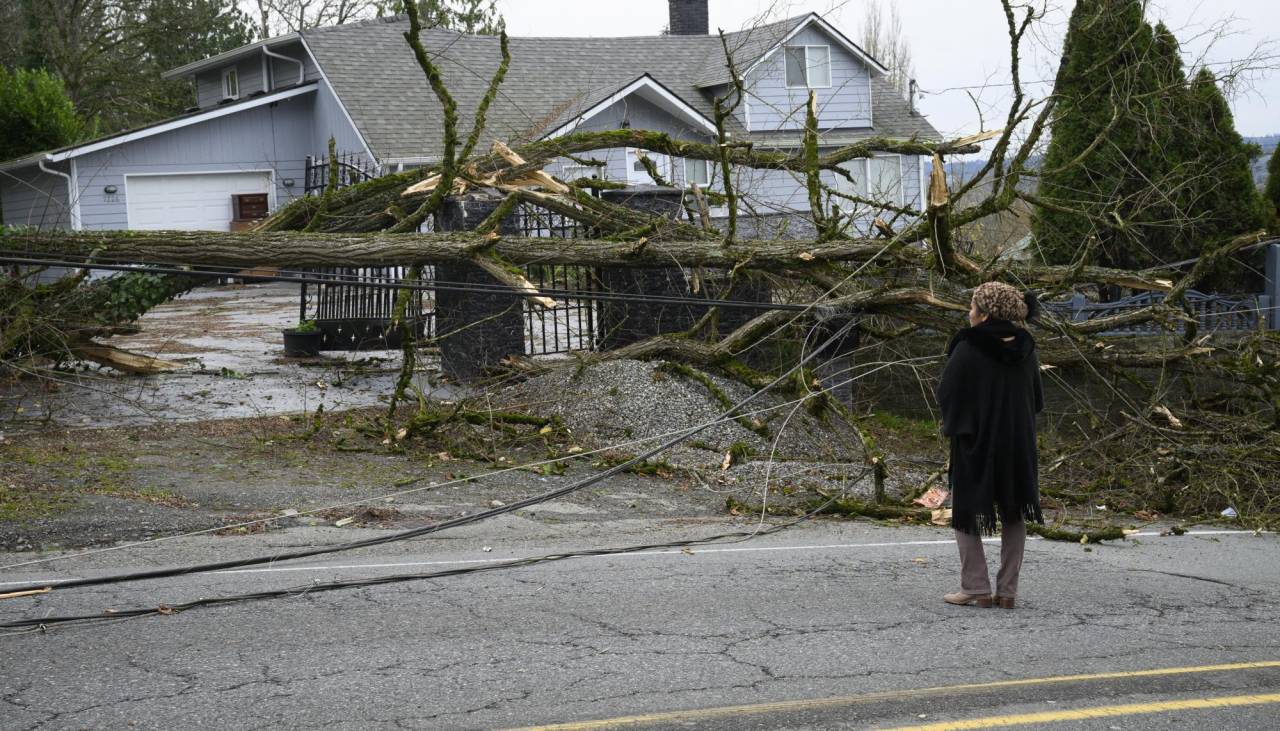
[2, 0, 1277, 525]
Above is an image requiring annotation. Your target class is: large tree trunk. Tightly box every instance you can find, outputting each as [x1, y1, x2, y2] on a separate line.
[1, 229, 1182, 292]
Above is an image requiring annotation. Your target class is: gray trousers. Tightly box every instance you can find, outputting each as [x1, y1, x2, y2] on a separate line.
[955, 521, 1025, 598]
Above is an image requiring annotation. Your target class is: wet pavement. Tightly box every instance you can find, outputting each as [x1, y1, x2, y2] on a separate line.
[1, 282, 455, 432]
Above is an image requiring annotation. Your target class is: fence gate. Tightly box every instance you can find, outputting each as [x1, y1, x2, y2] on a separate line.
[515, 203, 599, 355]
[300, 265, 435, 350]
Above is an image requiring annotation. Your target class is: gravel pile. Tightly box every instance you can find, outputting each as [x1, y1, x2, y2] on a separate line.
[505, 359, 871, 471]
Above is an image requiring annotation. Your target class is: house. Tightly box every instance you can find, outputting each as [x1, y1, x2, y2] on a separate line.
[0, 0, 939, 236]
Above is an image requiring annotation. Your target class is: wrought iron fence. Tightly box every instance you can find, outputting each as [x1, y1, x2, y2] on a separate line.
[515, 203, 600, 356]
[303, 153, 379, 196]
[1043, 290, 1264, 336]
[300, 266, 435, 350]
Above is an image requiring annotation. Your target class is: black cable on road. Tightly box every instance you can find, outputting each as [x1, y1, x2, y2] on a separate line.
[0, 483, 866, 631]
[0, 253, 814, 312]
[0, 317, 859, 599]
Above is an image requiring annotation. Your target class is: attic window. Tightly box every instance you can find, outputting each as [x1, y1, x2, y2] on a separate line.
[222, 68, 239, 100]
[784, 46, 831, 88]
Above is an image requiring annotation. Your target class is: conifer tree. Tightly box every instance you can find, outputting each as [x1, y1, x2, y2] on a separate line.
[1033, 0, 1163, 270]
[1035, 4, 1264, 276]
[1181, 68, 1264, 243]
[1263, 143, 1280, 227]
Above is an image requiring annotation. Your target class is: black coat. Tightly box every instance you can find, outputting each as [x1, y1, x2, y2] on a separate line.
[937, 319, 1045, 534]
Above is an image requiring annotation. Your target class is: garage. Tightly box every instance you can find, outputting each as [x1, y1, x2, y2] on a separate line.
[125, 171, 273, 231]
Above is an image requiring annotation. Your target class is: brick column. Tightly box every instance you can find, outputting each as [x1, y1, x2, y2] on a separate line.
[596, 188, 695, 349]
[814, 319, 861, 408]
[434, 193, 525, 381]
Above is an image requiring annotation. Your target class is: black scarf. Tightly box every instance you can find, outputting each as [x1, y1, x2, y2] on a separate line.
[937, 320, 1045, 534]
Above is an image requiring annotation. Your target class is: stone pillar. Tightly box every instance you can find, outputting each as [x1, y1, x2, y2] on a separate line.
[596, 188, 694, 349]
[434, 193, 525, 380]
[703, 273, 773, 338]
[814, 319, 862, 409]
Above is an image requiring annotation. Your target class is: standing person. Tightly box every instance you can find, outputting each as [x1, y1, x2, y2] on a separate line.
[937, 282, 1045, 609]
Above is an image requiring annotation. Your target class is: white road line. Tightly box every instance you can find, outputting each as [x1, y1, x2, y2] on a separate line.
[0, 530, 1267, 586]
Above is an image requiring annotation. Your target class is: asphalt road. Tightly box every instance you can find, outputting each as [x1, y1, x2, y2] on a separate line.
[2, 519, 1278, 730]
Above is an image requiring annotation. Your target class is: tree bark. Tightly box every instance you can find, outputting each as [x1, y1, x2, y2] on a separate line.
[1, 229, 1184, 292]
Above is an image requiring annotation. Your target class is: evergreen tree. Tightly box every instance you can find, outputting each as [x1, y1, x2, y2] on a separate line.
[1032, 0, 1164, 270]
[1181, 68, 1264, 241]
[0, 67, 87, 161]
[1263, 143, 1280, 227]
[133, 0, 257, 119]
[1035, 3, 1264, 277]
[1179, 68, 1266, 289]
[10, 0, 255, 133]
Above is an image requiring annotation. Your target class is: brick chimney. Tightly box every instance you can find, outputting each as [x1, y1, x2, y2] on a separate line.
[669, 0, 709, 35]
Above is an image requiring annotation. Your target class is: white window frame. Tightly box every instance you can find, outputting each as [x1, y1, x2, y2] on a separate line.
[626, 148, 671, 186]
[834, 154, 903, 210]
[835, 160, 868, 200]
[222, 68, 239, 100]
[562, 163, 605, 181]
[865, 154, 904, 207]
[683, 158, 711, 187]
[784, 45, 832, 89]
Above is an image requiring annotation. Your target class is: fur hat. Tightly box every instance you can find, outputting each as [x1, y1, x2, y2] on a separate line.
[972, 282, 1034, 322]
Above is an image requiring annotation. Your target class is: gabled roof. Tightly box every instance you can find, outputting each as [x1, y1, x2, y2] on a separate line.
[300, 17, 738, 163]
[0, 84, 318, 172]
[695, 13, 888, 89]
[301, 14, 931, 164]
[545, 75, 720, 139]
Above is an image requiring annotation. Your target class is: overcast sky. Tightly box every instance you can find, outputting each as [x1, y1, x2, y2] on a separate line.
[492, 0, 1280, 139]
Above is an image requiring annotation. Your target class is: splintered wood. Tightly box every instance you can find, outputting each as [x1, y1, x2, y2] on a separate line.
[402, 141, 570, 197]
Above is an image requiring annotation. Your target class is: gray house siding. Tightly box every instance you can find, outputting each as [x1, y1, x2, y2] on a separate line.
[194, 43, 317, 108]
[731, 152, 925, 226]
[195, 55, 264, 108]
[544, 93, 716, 186]
[73, 90, 318, 230]
[742, 25, 872, 132]
[0, 163, 73, 229]
[269, 41, 319, 88]
[313, 81, 371, 162]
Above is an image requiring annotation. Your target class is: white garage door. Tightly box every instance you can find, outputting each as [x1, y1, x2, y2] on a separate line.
[126, 172, 272, 231]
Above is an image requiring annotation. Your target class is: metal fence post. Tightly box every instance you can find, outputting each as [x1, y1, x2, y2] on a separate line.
[1265, 243, 1279, 331]
[1070, 293, 1088, 322]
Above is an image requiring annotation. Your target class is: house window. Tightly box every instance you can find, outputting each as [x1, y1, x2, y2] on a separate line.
[626, 148, 671, 185]
[836, 161, 868, 198]
[784, 46, 831, 88]
[835, 156, 901, 209]
[684, 158, 711, 186]
[222, 68, 239, 100]
[563, 164, 604, 181]
[867, 155, 903, 205]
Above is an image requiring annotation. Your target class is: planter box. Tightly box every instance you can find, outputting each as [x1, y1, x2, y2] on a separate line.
[282, 328, 322, 357]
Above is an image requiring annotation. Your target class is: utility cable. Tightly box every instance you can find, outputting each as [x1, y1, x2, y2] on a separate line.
[0, 349, 935, 574]
[0, 483, 865, 631]
[0, 318, 859, 598]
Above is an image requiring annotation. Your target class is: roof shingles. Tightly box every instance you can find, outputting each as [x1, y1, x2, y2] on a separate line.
[300, 14, 940, 163]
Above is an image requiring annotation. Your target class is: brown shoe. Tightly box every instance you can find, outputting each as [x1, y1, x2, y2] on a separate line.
[943, 592, 993, 607]
[993, 595, 1016, 609]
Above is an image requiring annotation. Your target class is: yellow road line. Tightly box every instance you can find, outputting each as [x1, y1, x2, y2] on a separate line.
[504, 660, 1280, 731]
[886, 692, 1280, 730]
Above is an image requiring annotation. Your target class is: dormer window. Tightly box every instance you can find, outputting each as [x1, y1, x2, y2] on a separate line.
[784, 46, 831, 88]
[222, 68, 239, 100]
